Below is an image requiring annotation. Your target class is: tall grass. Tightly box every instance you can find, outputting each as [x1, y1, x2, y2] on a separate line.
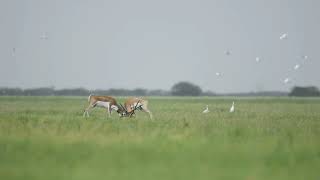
[0, 96, 319, 180]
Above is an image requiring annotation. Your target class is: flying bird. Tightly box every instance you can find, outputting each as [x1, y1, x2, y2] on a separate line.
[215, 72, 221, 76]
[255, 57, 261, 62]
[294, 64, 300, 70]
[40, 33, 48, 40]
[202, 105, 209, 113]
[279, 33, 288, 40]
[283, 78, 290, 84]
[229, 102, 235, 113]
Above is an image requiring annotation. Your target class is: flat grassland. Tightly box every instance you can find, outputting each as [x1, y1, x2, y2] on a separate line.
[0, 96, 319, 180]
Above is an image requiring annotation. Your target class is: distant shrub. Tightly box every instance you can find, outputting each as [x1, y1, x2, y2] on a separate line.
[171, 82, 202, 96]
[289, 86, 320, 97]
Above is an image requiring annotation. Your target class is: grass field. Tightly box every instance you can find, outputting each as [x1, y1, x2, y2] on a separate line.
[0, 96, 320, 180]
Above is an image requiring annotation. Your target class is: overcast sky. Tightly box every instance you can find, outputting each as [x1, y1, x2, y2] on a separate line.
[0, 0, 319, 93]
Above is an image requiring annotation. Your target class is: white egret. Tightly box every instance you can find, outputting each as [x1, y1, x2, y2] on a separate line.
[255, 57, 261, 62]
[229, 101, 235, 113]
[294, 64, 300, 70]
[202, 105, 209, 113]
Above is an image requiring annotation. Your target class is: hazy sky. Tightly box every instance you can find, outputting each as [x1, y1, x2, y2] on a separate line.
[1, 0, 319, 93]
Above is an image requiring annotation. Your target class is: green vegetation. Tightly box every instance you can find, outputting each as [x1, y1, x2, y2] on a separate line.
[0, 96, 320, 180]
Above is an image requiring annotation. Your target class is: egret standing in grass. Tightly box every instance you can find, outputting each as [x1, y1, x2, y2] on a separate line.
[229, 102, 235, 113]
[202, 105, 209, 113]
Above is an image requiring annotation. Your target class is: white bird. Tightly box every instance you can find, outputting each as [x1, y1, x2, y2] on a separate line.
[255, 57, 261, 62]
[202, 105, 209, 113]
[229, 101, 235, 113]
[302, 55, 308, 60]
[215, 72, 221, 76]
[279, 33, 288, 40]
[40, 32, 48, 40]
[283, 78, 290, 84]
[294, 64, 300, 70]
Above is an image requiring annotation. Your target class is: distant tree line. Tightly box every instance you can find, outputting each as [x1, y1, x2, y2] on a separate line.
[0, 87, 170, 96]
[289, 86, 320, 97]
[0, 83, 319, 97]
[220, 91, 288, 97]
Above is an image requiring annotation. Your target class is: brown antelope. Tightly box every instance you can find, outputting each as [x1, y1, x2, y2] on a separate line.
[122, 97, 153, 119]
[83, 95, 126, 117]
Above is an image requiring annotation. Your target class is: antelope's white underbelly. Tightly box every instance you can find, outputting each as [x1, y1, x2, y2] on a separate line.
[95, 101, 110, 108]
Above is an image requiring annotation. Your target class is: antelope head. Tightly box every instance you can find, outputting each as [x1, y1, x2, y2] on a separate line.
[118, 103, 128, 117]
[118, 101, 141, 118]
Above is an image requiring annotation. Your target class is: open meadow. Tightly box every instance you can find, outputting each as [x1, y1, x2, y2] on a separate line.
[0, 96, 320, 180]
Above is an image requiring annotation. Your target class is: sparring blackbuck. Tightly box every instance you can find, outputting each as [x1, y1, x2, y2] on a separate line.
[121, 97, 153, 119]
[83, 95, 126, 117]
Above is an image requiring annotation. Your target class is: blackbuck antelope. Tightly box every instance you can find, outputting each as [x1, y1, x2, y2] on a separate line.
[120, 97, 153, 119]
[83, 95, 126, 117]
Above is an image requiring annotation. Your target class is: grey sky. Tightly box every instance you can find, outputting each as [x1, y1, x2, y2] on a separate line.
[1, 0, 319, 93]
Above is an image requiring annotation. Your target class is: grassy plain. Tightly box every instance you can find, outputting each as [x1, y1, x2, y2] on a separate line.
[0, 96, 319, 180]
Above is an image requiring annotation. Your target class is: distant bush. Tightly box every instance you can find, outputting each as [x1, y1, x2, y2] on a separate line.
[171, 82, 202, 96]
[289, 86, 320, 97]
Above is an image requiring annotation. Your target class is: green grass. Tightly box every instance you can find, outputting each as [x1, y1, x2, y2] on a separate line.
[0, 96, 320, 180]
